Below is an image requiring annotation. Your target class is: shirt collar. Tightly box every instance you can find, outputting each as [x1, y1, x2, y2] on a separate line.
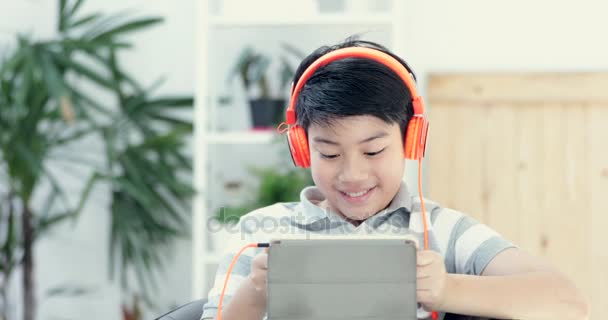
[297, 182, 413, 226]
[299, 186, 331, 222]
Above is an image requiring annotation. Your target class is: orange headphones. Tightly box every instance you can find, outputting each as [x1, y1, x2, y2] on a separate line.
[277, 46, 429, 168]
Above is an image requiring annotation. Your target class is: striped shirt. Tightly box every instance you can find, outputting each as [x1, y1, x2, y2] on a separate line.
[201, 182, 515, 320]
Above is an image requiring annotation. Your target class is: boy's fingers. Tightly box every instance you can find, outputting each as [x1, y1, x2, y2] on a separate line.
[261, 253, 268, 269]
[253, 252, 268, 269]
[417, 251, 434, 266]
[416, 279, 431, 290]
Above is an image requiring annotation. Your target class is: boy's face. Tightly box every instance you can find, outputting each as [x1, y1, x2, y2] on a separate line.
[308, 115, 405, 222]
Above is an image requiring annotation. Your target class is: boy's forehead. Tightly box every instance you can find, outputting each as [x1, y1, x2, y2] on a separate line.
[311, 115, 391, 129]
[308, 115, 397, 142]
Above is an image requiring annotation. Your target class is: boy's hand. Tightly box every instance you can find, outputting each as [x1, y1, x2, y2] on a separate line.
[248, 249, 268, 307]
[417, 250, 448, 311]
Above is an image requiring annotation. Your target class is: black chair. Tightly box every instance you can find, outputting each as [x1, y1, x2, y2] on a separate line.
[153, 299, 503, 320]
[154, 299, 206, 320]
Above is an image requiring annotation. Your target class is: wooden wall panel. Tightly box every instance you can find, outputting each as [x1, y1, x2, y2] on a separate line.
[554, 105, 590, 294]
[539, 105, 571, 272]
[427, 104, 485, 222]
[589, 105, 608, 317]
[482, 104, 519, 243]
[428, 73, 607, 319]
[514, 106, 545, 256]
[427, 73, 608, 103]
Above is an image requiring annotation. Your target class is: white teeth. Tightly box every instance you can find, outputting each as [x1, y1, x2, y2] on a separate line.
[344, 188, 371, 197]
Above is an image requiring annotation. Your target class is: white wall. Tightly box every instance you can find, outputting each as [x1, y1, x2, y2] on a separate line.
[1, 1, 195, 319]
[0, 1, 56, 40]
[402, 0, 608, 72]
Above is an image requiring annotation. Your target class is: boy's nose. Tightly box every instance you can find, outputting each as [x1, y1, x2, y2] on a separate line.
[338, 156, 369, 183]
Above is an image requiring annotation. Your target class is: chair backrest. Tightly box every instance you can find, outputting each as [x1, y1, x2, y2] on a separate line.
[153, 299, 507, 320]
[154, 299, 206, 320]
[443, 314, 505, 320]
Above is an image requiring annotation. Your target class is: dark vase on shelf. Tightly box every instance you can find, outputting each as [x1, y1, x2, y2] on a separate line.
[249, 98, 286, 130]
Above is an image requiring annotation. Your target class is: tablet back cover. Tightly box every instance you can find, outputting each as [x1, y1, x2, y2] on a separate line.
[267, 238, 417, 320]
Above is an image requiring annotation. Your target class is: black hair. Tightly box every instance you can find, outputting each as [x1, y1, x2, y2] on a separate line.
[292, 36, 417, 139]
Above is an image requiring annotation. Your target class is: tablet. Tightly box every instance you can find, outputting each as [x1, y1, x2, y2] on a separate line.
[267, 236, 418, 320]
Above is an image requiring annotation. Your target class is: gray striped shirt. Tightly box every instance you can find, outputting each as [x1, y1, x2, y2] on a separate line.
[201, 182, 514, 320]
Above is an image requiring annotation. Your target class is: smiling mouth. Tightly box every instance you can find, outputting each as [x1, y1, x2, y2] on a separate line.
[340, 186, 375, 199]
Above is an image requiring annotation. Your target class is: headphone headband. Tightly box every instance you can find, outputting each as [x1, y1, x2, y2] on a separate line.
[285, 47, 425, 125]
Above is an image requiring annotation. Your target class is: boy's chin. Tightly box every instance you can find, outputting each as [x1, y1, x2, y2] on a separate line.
[340, 207, 379, 222]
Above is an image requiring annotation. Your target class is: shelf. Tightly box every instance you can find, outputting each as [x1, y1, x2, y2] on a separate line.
[206, 130, 278, 144]
[205, 252, 222, 264]
[195, 0, 406, 298]
[209, 13, 394, 27]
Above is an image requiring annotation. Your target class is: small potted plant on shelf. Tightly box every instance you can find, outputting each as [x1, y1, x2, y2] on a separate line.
[215, 167, 314, 224]
[229, 43, 305, 130]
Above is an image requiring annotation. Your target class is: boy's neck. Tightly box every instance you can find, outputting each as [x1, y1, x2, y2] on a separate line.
[316, 199, 364, 227]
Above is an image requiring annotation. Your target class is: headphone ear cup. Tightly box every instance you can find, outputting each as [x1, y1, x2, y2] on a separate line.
[287, 125, 310, 168]
[404, 116, 428, 160]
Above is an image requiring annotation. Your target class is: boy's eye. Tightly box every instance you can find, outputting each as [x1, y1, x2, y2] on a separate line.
[320, 153, 339, 159]
[365, 147, 386, 157]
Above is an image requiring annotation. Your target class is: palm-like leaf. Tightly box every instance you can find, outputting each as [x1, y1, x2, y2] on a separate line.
[0, 0, 194, 315]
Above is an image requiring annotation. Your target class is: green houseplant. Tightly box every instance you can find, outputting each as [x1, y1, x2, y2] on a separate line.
[0, 1, 194, 319]
[228, 43, 304, 129]
[215, 167, 313, 224]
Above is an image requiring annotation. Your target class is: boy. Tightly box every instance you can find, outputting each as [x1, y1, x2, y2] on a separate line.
[201, 38, 589, 320]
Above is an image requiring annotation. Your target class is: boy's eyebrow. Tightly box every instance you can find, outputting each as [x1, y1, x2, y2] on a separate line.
[311, 137, 339, 145]
[311, 132, 388, 145]
[358, 131, 388, 143]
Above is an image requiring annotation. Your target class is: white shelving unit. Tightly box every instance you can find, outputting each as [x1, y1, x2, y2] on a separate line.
[209, 14, 394, 27]
[206, 131, 275, 144]
[193, 0, 411, 299]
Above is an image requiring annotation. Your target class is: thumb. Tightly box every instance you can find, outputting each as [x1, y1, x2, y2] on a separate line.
[417, 250, 434, 266]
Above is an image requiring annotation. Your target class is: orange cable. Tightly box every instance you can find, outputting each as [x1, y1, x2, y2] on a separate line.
[217, 243, 259, 320]
[418, 157, 429, 250]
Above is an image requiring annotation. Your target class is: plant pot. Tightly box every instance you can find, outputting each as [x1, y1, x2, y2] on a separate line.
[249, 98, 286, 130]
